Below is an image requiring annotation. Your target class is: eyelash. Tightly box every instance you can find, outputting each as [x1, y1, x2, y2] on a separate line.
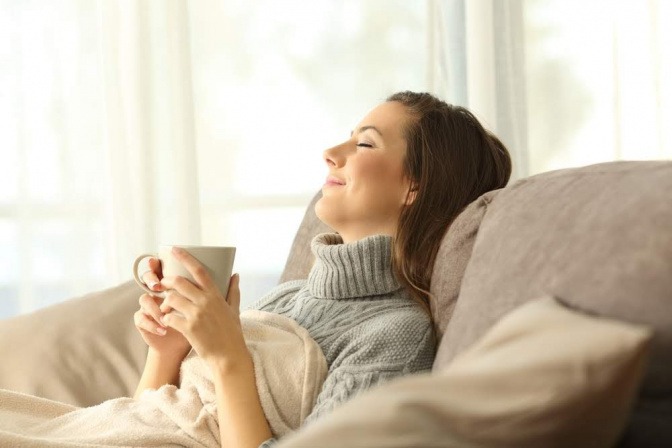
[356, 143, 373, 148]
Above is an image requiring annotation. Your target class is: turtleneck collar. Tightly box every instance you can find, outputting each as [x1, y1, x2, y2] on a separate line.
[307, 233, 402, 299]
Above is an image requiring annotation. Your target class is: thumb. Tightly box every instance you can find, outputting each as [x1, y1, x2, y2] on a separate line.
[226, 273, 241, 314]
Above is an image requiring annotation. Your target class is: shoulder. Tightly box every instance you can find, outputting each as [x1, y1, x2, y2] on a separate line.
[362, 302, 432, 338]
[361, 304, 433, 351]
[332, 301, 435, 368]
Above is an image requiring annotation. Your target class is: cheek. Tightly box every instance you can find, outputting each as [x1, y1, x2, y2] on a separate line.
[351, 156, 405, 194]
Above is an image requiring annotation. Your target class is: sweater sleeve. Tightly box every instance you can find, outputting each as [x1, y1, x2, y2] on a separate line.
[258, 438, 277, 448]
[302, 309, 435, 427]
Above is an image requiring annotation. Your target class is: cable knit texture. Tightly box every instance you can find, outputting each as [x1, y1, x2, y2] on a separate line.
[251, 233, 436, 447]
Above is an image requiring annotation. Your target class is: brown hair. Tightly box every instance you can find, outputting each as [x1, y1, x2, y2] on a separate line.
[386, 91, 512, 309]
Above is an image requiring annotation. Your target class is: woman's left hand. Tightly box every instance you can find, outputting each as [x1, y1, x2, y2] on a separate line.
[158, 247, 249, 371]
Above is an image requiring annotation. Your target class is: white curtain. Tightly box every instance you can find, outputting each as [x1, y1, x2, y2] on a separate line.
[1, 0, 670, 318]
[99, 0, 201, 280]
[431, 0, 672, 182]
[0, 0, 112, 315]
[0, 0, 428, 318]
[0, 0, 201, 317]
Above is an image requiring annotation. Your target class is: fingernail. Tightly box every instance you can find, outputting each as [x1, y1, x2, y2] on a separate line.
[148, 281, 158, 289]
[156, 327, 166, 335]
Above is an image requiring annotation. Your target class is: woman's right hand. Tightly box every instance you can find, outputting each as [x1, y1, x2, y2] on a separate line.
[134, 258, 191, 360]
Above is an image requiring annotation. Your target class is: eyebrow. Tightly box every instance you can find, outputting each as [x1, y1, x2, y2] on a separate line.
[350, 125, 384, 138]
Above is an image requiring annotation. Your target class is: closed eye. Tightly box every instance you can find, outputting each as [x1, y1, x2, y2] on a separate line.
[356, 143, 373, 148]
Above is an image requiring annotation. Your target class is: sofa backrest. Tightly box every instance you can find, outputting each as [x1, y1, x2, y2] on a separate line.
[279, 192, 332, 283]
[434, 160, 672, 395]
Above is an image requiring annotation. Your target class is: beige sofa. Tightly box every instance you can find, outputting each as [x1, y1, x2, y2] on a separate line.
[1, 160, 670, 447]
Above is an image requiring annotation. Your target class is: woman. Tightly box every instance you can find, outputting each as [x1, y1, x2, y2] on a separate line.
[135, 91, 512, 448]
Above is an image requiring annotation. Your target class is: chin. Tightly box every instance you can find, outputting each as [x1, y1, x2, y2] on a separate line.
[314, 196, 339, 231]
[314, 196, 328, 223]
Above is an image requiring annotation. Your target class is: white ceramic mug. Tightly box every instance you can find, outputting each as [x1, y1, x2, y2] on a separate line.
[132, 245, 236, 299]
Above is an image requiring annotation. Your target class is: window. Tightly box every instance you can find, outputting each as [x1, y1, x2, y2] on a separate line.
[0, 0, 427, 317]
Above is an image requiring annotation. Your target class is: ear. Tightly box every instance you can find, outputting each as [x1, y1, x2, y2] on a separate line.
[404, 184, 418, 206]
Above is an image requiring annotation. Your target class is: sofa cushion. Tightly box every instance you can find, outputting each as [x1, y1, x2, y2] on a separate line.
[435, 160, 672, 397]
[0, 280, 146, 407]
[277, 296, 652, 448]
[430, 190, 498, 339]
[279, 192, 333, 283]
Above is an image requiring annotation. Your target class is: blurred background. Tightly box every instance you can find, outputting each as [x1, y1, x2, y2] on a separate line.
[0, 0, 670, 318]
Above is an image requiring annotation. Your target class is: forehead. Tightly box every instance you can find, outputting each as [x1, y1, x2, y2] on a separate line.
[355, 101, 411, 141]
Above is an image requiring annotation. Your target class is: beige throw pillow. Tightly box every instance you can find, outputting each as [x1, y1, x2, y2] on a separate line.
[0, 280, 147, 406]
[278, 296, 652, 448]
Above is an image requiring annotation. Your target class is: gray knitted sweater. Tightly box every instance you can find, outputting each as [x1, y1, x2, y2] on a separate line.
[251, 233, 436, 446]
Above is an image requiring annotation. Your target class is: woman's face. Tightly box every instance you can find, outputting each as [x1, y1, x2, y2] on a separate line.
[315, 101, 415, 242]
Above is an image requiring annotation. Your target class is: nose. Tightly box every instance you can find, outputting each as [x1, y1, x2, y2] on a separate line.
[323, 142, 348, 168]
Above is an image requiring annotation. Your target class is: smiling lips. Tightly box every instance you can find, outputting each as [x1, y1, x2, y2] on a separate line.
[325, 175, 345, 187]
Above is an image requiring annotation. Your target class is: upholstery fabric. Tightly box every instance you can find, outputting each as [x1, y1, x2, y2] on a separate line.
[279, 192, 333, 283]
[435, 161, 672, 396]
[429, 190, 498, 340]
[0, 280, 146, 406]
[434, 160, 672, 446]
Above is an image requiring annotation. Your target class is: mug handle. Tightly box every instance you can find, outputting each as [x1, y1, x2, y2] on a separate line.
[132, 254, 166, 298]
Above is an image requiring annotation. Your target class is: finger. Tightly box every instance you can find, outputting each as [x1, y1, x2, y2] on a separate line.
[149, 257, 163, 278]
[134, 309, 167, 336]
[139, 293, 166, 327]
[141, 258, 164, 291]
[142, 271, 163, 291]
[161, 309, 188, 335]
[160, 275, 202, 303]
[169, 247, 217, 292]
[226, 273, 241, 315]
[159, 291, 197, 319]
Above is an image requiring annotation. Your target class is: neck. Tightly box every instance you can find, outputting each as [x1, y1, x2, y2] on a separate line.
[307, 233, 402, 299]
[334, 226, 397, 244]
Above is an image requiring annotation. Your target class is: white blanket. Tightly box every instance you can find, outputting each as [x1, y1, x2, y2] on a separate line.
[0, 310, 327, 447]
